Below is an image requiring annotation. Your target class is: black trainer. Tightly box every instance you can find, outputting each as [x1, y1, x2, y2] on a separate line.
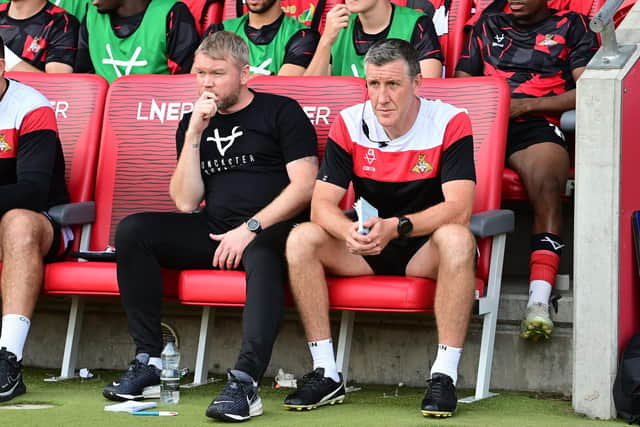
[103, 354, 160, 401]
[421, 373, 457, 417]
[0, 347, 26, 402]
[283, 368, 346, 410]
[205, 370, 263, 422]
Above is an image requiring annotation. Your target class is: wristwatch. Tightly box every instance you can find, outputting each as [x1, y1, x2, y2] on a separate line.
[246, 217, 262, 234]
[396, 216, 413, 238]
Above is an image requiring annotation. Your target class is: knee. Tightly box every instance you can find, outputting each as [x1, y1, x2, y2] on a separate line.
[525, 171, 567, 202]
[432, 224, 476, 266]
[285, 222, 326, 264]
[0, 209, 44, 250]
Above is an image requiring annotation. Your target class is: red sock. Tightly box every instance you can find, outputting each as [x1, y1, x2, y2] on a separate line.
[529, 250, 560, 285]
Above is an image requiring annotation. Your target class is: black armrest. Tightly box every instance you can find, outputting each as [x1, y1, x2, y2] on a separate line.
[47, 201, 96, 226]
[470, 209, 514, 238]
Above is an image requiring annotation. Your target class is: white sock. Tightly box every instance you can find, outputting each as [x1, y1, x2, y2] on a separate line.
[527, 280, 552, 308]
[308, 339, 340, 382]
[430, 344, 462, 385]
[149, 357, 162, 370]
[0, 314, 31, 360]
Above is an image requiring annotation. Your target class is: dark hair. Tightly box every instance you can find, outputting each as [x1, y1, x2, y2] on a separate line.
[0, 35, 4, 60]
[364, 38, 421, 78]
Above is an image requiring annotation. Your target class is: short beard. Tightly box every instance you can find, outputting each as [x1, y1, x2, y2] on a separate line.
[216, 92, 240, 112]
[247, 0, 279, 14]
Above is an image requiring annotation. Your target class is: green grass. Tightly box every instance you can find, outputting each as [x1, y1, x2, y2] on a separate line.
[0, 368, 626, 426]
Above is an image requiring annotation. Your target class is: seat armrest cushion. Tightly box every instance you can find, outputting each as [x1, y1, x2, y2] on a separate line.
[47, 201, 96, 226]
[560, 110, 575, 132]
[470, 209, 514, 238]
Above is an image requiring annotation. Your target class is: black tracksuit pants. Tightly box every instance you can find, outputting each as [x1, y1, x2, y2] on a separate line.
[115, 211, 295, 383]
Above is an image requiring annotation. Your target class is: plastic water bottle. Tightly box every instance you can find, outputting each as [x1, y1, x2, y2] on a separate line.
[160, 337, 181, 405]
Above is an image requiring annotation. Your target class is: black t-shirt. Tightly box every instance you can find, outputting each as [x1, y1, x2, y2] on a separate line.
[205, 14, 321, 68]
[0, 2, 79, 70]
[176, 91, 317, 233]
[75, 2, 199, 74]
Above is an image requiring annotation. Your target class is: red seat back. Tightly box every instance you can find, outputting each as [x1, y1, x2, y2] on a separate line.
[417, 77, 510, 281]
[5, 72, 108, 252]
[221, 0, 344, 33]
[183, 0, 224, 35]
[248, 75, 366, 208]
[91, 74, 197, 250]
[5, 72, 108, 206]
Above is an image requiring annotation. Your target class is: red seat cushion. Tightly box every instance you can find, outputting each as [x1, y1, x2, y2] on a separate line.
[502, 168, 529, 201]
[327, 276, 483, 312]
[45, 262, 179, 297]
[179, 270, 248, 306]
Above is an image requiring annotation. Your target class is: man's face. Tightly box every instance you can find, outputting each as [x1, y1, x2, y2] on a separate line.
[508, 0, 548, 21]
[345, 0, 380, 14]
[92, 0, 123, 14]
[365, 59, 420, 134]
[193, 52, 248, 112]
[246, 0, 279, 14]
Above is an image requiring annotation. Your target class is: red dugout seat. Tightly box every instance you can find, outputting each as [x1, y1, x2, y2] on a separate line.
[177, 76, 367, 386]
[5, 72, 107, 249]
[328, 77, 513, 402]
[43, 74, 197, 379]
[183, 0, 224, 35]
[4, 72, 108, 381]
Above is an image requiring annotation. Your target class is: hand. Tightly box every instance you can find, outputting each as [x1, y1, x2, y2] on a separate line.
[344, 217, 395, 256]
[209, 225, 257, 270]
[321, 4, 351, 46]
[509, 98, 536, 119]
[188, 91, 218, 135]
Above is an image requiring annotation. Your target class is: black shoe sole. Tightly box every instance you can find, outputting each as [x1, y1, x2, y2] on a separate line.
[0, 380, 26, 403]
[283, 394, 346, 411]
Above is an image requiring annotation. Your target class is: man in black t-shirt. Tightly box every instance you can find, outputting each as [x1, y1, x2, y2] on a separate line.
[304, 0, 443, 78]
[285, 39, 476, 417]
[204, 0, 319, 76]
[0, 0, 78, 72]
[104, 31, 319, 423]
[0, 36, 72, 402]
[75, 0, 199, 82]
[456, 0, 598, 342]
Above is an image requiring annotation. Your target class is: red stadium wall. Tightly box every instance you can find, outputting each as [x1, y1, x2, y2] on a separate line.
[619, 61, 640, 354]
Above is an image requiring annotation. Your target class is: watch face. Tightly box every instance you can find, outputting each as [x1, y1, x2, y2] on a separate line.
[247, 218, 260, 232]
[398, 217, 412, 236]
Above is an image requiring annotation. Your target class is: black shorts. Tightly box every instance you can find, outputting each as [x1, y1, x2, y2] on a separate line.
[42, 212, 73, 263]
[506, 117, 568, 159]
[363, 235, 431, 276]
